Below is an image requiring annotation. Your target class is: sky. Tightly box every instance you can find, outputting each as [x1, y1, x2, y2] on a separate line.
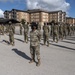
[0, 0, 75, 18]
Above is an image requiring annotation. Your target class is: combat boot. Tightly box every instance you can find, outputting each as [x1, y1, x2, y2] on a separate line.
[26, 40, 28, 43]
[12, 42, 14, 46]
[29, 55, 35, 63]
[44, 41, 46, 45]
[47, 44, 49, 47]
[47, 41, 49, 47]
[56, 40, 58, 43]
[36, 59, 41, 67]
[29, 59, 34, 63]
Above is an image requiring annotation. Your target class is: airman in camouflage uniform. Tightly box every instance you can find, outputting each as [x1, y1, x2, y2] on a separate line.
[37, 22, 41, 32]
[37, 22, 41, 41]
[59, 23, 63, 40]
[29, 22, 41, 67]
[23, 22, 29, 43]
[43, 23, 50, 46]
[63, 23, 67, 38]
[67, 24, 71, 36]
[19, 23, 22, 35]
[12, 24, 15, 34]
[0, 24, 4, 35]
[71, 24, 74, 35]
[8, 22, 14, 46]
[53, 22, 59, 43]
[48, 22, 51, 36]
[1, 24, 4, 35]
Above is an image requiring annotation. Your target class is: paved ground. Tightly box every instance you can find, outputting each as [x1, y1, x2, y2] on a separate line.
[0, 26, 75, 75]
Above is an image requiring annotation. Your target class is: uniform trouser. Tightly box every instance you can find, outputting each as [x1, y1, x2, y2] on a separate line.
[53, 32, 58, 42]
[43, 34, 49, 45]
[24, 32, 28, 42]
[59, 32, 63, 39]
[20, 30, 22, 35]
[30, 45, 40, 60]
[13, 29, 15, 34]
[63, 31, 66, 38]
[67, 30, 70, 36]
[9, 34, 14, 44]
[0, 30, 4, 35]
[71, 30, 74, 35]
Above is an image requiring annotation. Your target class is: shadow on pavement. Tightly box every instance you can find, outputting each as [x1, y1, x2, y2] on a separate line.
[14, 38, 24, 43]
[2, 40, 10, 45]
[51, 44, 75, 51]
[12, 48, 31, 60]
[62, 41, 75, 44]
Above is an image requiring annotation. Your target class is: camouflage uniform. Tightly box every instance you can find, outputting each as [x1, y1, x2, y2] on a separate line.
[59, 23, 63, 40]
[30, 29, 41, 66]
[38, 23, 41, 31]
[1, 24, 4, 35]
[20, 23, 22, 35]
[12, 24, 15, 34]
[49, 24, 51, 36]
[67, 24, 71, 36]
[51, 23, 54, 37]
[37, 22, 41, 41]
[53, 23, 59, 43]
[23, 23, 29, 43]
[71, 24, 74, 35]
[4, 24, 7, 33]
[9, 23, 14, 46]
[43, 23, 50, 46]
[63, 24, 67, 38]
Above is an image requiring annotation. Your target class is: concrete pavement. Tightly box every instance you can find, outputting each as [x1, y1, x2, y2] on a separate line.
[0, 33, 75, 75]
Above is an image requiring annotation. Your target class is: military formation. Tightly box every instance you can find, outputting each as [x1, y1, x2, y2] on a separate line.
[0, 20, 75, 67]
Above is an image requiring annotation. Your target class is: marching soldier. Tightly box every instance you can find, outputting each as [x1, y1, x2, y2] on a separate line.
[23, 21, 29, 43]
[5, 24, 8, 33]
[37, 22, 41, 41]
[53, 22, 59, 43]
[9, 23, 15, 34]
[1, 24, 4, 35]
[63, 23, 67, 38]
[37, 22, 41, 32]
[8, 21, 14, 46]
[19, 23, 22, 35]
[43, 22, 50, 46]
[49, 22, 51, 36]
[71, 24, 74, 35]
[59, 23, 63, 40]
[29, 22, 41, 67]
[67, 24, 71, 36]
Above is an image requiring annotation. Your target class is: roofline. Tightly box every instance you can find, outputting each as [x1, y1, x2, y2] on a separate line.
[49, 10, 62, 13]
[66, 17, 73, 19]
[27, 9, 49, 13]
[11, 9, 27, 12]
[4, 9, 66, 14]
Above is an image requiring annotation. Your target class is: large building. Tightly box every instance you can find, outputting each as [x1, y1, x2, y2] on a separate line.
[66, 17, 75, 24]
[4, 9, 30, 22]
[27, 9, 49, 24]
[4, 9, 66, 24]
[49, 11, 66, 23]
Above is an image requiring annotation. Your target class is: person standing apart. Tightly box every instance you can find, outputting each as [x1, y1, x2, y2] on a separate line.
[29, 22, 41, 67]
